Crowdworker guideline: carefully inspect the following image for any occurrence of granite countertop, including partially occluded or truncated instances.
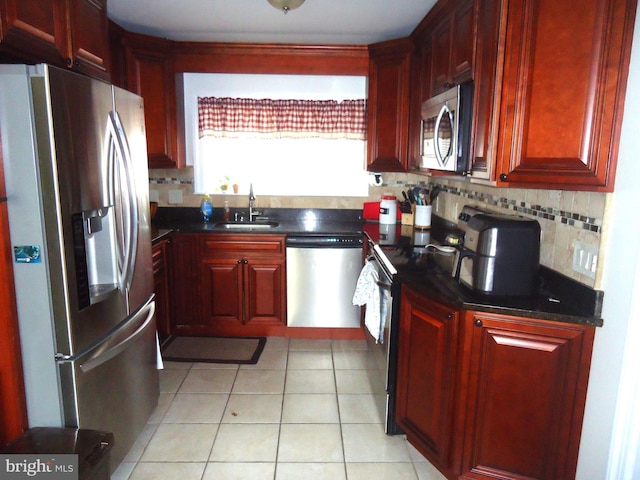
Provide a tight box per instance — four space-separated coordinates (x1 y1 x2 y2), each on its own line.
151 206 603 327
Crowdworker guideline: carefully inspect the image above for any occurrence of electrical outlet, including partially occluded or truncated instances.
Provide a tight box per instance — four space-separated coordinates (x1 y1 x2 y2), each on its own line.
572 241 598 279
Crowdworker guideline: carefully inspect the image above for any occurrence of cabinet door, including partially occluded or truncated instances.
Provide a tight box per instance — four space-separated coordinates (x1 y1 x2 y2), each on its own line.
152 239 171 342
469 0 504 180
460 312 595 480
396 287 460 470
201 258 244 327
367 38 413 172
170 234 200 332
495 0 635 191
0 0 67 65
67 0 109 80
245 258 285 327
429 14 453 96
125 43 178 168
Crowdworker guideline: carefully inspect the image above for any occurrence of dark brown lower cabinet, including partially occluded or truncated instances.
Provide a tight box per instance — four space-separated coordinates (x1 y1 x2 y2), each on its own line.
396 285 596 480
152 238 171 342
396 287 461 471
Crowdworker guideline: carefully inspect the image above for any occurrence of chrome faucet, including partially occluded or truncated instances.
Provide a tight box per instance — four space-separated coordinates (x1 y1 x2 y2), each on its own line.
248 183 261 221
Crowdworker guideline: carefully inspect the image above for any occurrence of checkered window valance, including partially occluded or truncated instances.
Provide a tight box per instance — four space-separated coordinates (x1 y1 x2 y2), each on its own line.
198 97 367 140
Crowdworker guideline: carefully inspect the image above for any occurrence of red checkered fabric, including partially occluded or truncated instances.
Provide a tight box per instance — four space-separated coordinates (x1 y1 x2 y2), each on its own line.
198 97 367 140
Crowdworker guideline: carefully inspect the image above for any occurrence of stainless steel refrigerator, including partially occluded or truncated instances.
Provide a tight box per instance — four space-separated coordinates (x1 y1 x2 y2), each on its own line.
0 64 160 469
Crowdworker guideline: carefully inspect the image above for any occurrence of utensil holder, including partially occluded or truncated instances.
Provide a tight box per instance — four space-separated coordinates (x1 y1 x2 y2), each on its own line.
415 205 432 229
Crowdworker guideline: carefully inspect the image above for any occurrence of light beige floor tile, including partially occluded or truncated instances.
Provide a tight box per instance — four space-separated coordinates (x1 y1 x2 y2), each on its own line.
190 362 240 370
162 393 228 423
203 462 276 480
111 461 136 480
123 423 157 462
129 462 206 480
282 394 340 423
289 338 332 351
158 368 189 393
162 361 192 369
209 424 280 462
287 350 334 370
333 350 369 369
277 424 344 462
141 424 218 462
342 424 412 462
222 394 283 423
147 392 174 423
276 462 347 480
413 461 448 480
232 369 286 394
335 370 375 394
338 394 384 423
407 442 429 463
346 462 418 480
264 336 289 351
240 349 288 370
178 368 237 393
331 339 368 351
284 369 336 394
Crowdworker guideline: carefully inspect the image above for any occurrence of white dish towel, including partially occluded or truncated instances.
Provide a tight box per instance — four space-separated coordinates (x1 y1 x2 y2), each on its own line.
352 259 384 343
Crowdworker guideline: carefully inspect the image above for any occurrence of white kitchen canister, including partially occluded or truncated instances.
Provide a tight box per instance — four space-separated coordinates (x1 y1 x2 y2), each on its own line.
379 194 397 225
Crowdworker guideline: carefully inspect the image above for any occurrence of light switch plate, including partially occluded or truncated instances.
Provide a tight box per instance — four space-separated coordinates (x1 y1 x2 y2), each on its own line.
572 241 598 279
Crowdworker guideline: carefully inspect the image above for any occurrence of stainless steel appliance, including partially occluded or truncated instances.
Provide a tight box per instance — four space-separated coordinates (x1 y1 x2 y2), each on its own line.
364 242 403 434
0 64 159 469
454 205 541 296
286 234 363 328
420 82 473 172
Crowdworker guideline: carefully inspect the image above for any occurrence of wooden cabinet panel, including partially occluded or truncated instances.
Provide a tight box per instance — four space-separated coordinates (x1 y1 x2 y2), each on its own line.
427 0 474 97
124 37 178 168
367 38 413 172
67 0 109 80
460 312 595 480
245 259 285 326
0 0 67 64
201 258 243 327
0 140 27 445
469 0 504 179
171 234 286 336
493 0 636 190
396 287 460 470
170 233 200 332
0 0 109 80
152 238 171 342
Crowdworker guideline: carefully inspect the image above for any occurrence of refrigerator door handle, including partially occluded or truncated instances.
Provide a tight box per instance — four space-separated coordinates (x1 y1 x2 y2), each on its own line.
105 111 139 296
56 295 156 372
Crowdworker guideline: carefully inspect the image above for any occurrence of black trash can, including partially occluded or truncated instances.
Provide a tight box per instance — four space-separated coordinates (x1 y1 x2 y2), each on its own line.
2 427 114 480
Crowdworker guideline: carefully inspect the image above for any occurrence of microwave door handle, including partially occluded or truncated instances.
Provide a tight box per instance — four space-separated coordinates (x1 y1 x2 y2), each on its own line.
434 105 448 167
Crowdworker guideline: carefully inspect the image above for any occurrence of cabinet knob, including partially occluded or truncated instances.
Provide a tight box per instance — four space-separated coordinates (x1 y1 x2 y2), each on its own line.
474 319 483 327
499 173 508 182
237 259 242 264
446 313 453 320
66 58 73 66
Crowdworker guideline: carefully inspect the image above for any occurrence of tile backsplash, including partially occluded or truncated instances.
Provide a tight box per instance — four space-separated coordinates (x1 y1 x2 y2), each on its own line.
150 169 607 289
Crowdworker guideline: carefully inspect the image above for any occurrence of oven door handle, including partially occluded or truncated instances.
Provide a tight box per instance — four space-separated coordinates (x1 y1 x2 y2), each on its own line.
376 280 392 291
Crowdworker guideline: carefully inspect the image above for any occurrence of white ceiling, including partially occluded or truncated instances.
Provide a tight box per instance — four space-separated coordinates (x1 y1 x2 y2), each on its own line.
107 0 437 45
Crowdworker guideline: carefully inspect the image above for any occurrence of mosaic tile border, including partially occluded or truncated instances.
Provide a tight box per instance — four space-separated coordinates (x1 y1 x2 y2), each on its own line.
150 177 193 185
387 180 602 234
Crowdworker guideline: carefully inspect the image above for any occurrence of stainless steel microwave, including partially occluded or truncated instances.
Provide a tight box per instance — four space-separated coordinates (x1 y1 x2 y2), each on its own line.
420 82 473 173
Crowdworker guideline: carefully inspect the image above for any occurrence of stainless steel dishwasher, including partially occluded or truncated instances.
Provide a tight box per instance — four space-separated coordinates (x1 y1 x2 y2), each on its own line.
286 234 363 328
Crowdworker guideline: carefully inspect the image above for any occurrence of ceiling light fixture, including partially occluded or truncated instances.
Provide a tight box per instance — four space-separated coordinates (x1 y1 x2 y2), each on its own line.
268 0 305 14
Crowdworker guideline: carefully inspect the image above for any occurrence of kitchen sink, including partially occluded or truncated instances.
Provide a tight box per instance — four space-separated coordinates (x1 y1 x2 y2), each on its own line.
213 220 279 229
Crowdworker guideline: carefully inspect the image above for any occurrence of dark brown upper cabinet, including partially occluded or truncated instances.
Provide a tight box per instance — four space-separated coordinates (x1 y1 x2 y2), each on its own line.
367 38 414 172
